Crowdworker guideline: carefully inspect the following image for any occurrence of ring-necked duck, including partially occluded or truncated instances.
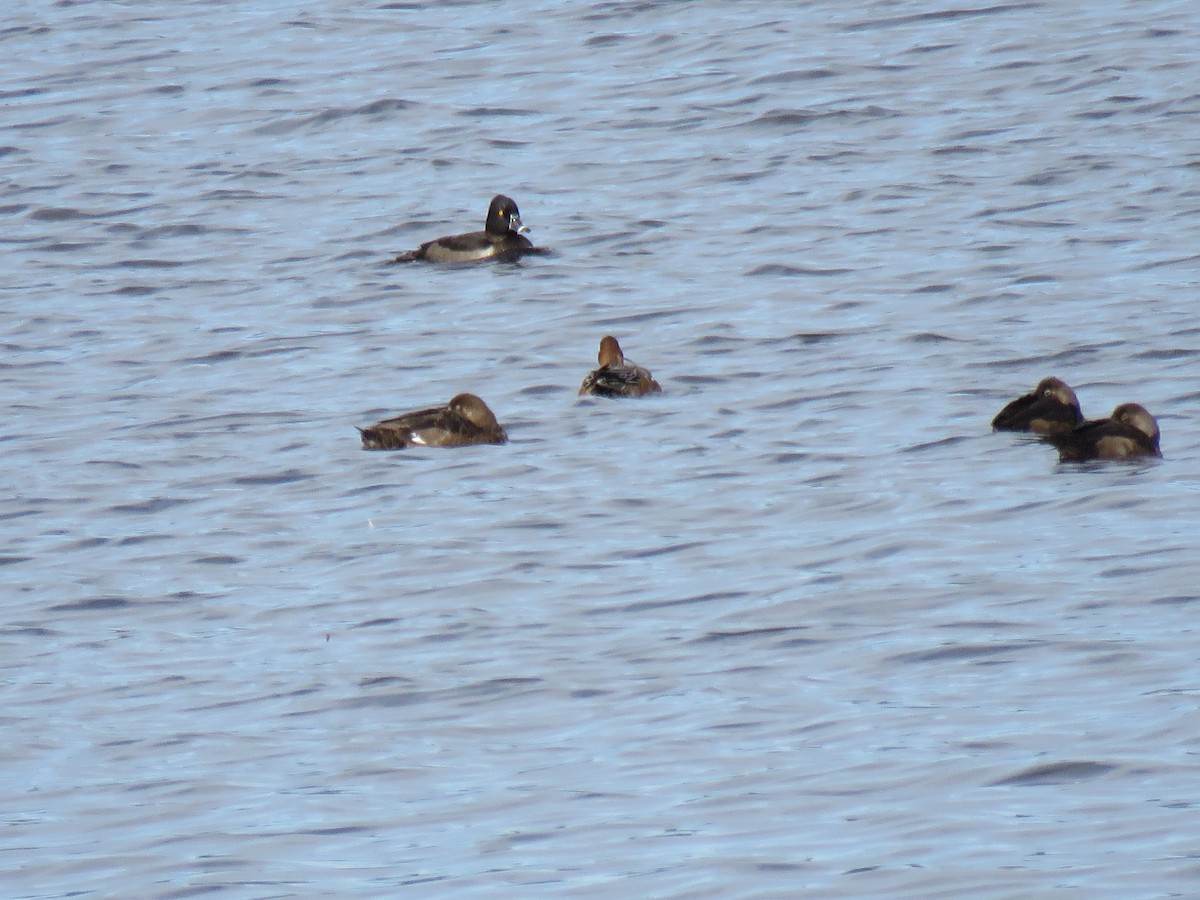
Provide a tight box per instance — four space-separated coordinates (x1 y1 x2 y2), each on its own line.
992 376 1083 436
578 336 662 398
1049 402 1161 462
393 194 534 263
358 393 508 449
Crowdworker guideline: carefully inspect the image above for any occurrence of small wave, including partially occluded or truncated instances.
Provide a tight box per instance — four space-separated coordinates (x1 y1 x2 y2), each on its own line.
744 263 853 277
991 760 1118 786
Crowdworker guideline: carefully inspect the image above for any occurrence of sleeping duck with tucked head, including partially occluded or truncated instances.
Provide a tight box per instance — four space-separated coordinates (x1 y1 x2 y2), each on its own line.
358 393 508 449
992 376 1084 436
393 194 535 263
1048 402 1161 462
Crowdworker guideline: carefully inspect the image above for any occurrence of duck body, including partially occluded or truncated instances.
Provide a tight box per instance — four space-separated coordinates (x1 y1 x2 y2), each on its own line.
358 393 508 449
578 336 662 399
1049 402 1161 462
992 376 1083 436
394 194 534 263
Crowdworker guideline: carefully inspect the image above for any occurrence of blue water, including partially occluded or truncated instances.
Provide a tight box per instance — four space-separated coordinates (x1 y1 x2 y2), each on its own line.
3 1 1200 896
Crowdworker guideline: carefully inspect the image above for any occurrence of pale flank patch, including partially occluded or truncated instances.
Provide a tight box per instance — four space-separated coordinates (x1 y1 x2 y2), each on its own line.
1096 436 1133 459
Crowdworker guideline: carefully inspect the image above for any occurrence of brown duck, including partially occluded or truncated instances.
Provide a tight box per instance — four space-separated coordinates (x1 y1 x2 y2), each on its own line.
578 336 662 399
1049 402 1161 462
358 393 508 450
992 376 1083 436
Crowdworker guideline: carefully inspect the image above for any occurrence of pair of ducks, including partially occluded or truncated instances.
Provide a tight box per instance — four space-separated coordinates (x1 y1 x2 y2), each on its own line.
358 336 660 450
993 377 1162 462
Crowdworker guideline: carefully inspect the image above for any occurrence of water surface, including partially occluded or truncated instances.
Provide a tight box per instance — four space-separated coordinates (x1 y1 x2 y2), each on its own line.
3 1 1200 896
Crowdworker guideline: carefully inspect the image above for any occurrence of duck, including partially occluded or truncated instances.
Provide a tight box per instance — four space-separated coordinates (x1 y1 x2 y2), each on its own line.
578 336 662 398
393 194 534 263
992 376 1083 436
1048 402 1161 462
358 393 508 449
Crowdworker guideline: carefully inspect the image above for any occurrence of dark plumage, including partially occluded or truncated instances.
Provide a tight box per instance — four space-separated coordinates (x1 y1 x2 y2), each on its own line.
578 336 662 399
393 194 534 263
992 376 1083 436
1049 402 1162 462
358 393 508 450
